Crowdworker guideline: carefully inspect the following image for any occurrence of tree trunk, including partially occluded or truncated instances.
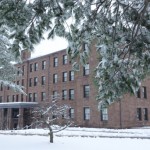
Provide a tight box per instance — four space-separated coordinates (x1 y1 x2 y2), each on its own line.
49 131 53 143
48 126 53 143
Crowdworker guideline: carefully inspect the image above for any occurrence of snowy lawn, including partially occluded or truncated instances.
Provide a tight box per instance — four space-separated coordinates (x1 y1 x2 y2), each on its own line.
0 134 150 150
1 127 150 138
1 127 150 150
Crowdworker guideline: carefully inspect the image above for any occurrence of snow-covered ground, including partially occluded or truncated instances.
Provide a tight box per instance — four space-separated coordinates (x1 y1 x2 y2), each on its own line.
1 127 150 138
0 134 150 150
0 127 150 150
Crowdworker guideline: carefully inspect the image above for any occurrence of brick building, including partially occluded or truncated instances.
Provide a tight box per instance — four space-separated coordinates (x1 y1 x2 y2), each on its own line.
0 47 150 129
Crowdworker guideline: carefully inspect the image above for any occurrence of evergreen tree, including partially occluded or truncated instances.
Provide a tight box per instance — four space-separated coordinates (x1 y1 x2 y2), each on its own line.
0 0 150 106
0 25 24 93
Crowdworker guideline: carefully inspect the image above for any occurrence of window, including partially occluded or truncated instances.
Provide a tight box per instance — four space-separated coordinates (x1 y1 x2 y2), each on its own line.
4 108 7 117
69 89 74 100
52 91 58 99
62 72 67 82
54 57 58 67
12 108 19 119
22 65 25 76
69 108 75 119
63 55 67 65
30 64 33 72
51 91 59 100
7 85 10 90
29 78 32 87
41 92 46 101
42 60 46 70
21 94 23 102
143 108 148 121
83 64 89 76
29 93 32 102
136 89 141 98
34 63 38 71
136 87 147 99
17 81 19 85
53 74 58 83
22 79 24 86
0 96 2 103
41 76 46 85
84 85 90 98
0 84 3 91
62 90 67 100
83 43 88 52
137 108 142 121
69 71 74 81
101 108 108 121
12 95 15 102
62 112 65 119
16 95 19 102
17 67 20 75
84 107 90 120
34 77 38 86
142 86 147 99
33 93 37 102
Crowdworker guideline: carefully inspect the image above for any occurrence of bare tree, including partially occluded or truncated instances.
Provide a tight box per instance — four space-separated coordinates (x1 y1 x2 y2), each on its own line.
32 93 72 143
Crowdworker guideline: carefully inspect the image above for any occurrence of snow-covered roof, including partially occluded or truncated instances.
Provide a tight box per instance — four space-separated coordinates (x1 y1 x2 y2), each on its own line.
0 102 38 108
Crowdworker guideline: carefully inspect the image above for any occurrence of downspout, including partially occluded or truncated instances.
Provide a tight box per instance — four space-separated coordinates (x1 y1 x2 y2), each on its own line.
3 85 6 129
119 100 123 129
48 55 50 102
26 60 29 102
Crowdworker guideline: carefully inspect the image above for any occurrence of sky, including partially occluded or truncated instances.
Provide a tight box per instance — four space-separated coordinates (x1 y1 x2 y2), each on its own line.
31 36 68 58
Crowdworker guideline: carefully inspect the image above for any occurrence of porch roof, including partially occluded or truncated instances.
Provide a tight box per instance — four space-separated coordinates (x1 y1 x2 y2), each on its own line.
0 102 39 108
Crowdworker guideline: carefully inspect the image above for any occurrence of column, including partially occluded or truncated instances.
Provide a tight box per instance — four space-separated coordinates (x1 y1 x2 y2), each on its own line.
0 109 4 129
7 108 12 129
18 108 24 129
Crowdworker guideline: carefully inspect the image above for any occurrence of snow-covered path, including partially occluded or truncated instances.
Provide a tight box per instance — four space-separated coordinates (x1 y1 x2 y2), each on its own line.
1 127 150 138
0 134 150 150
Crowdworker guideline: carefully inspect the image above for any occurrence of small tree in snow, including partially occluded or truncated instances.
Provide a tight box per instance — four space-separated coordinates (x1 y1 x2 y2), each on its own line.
32 93 72 143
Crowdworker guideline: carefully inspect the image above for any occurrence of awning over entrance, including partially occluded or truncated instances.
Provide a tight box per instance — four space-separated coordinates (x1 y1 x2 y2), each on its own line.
0 102 39 108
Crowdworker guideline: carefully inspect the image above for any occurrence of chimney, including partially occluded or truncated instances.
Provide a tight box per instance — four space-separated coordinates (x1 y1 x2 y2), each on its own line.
21 49 31 61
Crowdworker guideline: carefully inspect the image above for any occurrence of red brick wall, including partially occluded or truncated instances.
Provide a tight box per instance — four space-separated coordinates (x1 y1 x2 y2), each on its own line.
0 47 150 129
